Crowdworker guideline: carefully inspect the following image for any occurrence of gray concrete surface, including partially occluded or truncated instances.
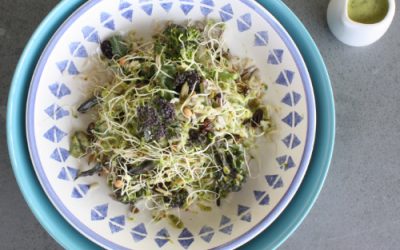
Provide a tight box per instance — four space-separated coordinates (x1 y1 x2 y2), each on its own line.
0 0 399 249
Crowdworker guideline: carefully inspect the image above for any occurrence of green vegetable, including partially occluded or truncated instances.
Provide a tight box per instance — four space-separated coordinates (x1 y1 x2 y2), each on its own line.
71 21 272 214
168 214 184 229
109 35 128 59
70 131 91 158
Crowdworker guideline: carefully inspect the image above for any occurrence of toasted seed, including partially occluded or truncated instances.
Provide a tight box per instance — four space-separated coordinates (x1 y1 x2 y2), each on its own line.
183 107 192 118
114 179 124 189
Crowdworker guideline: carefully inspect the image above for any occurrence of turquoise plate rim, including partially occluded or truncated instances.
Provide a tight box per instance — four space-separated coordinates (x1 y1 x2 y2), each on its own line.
7 0 335 249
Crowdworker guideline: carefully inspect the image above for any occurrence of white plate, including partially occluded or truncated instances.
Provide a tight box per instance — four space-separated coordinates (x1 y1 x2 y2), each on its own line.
26 0 315 249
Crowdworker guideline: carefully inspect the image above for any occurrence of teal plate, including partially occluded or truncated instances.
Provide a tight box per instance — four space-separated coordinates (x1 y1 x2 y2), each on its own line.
7 0 335 249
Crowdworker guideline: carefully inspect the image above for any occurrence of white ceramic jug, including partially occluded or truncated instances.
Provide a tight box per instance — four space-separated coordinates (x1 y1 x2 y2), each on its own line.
327 0 395 46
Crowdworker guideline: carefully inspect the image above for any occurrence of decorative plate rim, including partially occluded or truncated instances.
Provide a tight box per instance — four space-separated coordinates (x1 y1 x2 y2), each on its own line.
24 0 316 249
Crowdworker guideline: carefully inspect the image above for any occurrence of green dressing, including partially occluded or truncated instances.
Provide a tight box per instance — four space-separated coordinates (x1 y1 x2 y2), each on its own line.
348 0 389 24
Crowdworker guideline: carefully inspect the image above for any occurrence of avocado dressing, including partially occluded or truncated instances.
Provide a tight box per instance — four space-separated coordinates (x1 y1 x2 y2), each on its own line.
348 0 389 24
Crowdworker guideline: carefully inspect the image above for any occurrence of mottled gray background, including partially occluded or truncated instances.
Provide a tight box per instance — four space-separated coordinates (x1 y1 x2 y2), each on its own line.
1 0 399 249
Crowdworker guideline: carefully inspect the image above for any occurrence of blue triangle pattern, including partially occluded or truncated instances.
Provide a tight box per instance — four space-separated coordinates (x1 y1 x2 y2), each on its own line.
200 232 214 243
69 42 80 55
241 212 252 222
219 224 233 235
267 49 284 64
293 91 301 105
200 7 213 16
155 228 170 247
109 222 124 233
160 2 173 12
221 4 233 14
282 112 293 127
178 239 194 249
268 49 284 64
56 60 68 73
57 83 70 98
220 12 233 22
219 215 231 226
274 49 284 62
91 204 108 220
286 156 296 170
291 134 301 149
237 204 250 216
285 70 294 83
276 72 288 86
68 61 79 75
155 238 169 247
57 168 68 181
50 148 62 162
219 4 233 22
104 20 115 30
267 53 278 64
254 31 268 46
82 26 95 39
179 228 193 238
253 190 265 201
282 134 292 148
237 13 252 32
110 215 125 226
71 187 82 198
277 155 296 170
100 12 111 22
199 225 213 235
60 148 69 161
132 223 147 235
78 184 90 195
121 10 133 21
44 104 69 120
156 228 170 238
266 174 278 187
43 126 67 143
67 166 78 179
131 232 146 242
276 155 287 165
180 4 194 15
201 0 214 6
141 4 153 16
75 45 88 58
273 177 283 189
50 148 69 162
49 82 71 99
294 112 303 127
281 93 292 106
88 32 100 43
259 194 270 205
119 0 131 10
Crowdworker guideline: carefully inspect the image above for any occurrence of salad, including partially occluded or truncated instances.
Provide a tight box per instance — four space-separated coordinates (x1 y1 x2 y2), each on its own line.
70 20 272 213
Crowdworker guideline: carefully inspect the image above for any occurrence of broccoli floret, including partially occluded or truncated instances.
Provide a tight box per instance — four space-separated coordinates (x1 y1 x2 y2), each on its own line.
156 24 201 59
174 70 202 94
136 97 176 141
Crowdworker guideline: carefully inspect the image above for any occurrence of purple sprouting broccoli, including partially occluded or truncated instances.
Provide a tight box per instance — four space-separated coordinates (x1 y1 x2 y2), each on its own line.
136 97 176 141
